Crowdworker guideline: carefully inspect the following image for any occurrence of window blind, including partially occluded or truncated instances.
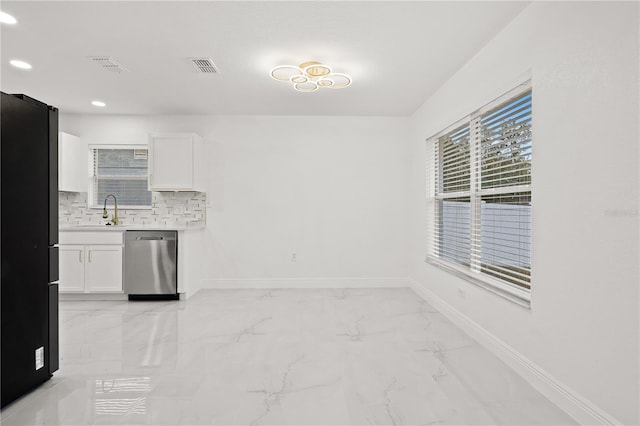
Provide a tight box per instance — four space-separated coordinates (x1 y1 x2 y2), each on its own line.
478 92 532 189
436 197 471 267
478 191 531 288
90 148 151 208
433 123 472 267
476 91 532 289
440 124 470 194
428 85 532 293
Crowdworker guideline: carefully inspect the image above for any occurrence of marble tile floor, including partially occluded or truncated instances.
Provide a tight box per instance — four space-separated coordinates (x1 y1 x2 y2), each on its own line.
0 288 576 426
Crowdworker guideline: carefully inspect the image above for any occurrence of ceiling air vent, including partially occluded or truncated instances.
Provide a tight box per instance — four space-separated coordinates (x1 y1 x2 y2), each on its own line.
190 57 218 74
90 56 128 73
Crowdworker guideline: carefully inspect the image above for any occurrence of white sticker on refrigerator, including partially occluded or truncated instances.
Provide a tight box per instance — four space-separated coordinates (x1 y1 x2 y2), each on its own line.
35 346 44 370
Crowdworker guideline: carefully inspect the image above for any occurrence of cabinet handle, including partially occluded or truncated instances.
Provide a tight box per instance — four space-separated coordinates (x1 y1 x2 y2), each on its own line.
150 173 153 185
88 250 92 263
79 250 83 263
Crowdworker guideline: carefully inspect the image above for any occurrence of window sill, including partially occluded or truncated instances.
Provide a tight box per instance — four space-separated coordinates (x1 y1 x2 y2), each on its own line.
424 256 531 309
88 205 152 211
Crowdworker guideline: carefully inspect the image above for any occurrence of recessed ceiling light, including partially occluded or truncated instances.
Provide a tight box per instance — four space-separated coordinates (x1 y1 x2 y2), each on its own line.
10 60 31 69
0 11 17 25
91 101 106 107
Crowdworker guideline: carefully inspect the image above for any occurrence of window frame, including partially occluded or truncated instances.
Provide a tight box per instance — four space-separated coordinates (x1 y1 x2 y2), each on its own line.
425 82 532 307
88 144 152 210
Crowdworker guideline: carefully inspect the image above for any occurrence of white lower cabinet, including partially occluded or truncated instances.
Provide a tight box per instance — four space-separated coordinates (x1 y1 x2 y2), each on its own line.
59 246 85 292
59 232 123 293
85 245 123 292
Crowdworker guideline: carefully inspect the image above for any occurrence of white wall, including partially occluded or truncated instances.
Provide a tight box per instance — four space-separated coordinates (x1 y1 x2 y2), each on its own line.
60 114 410 288
408 2 639 424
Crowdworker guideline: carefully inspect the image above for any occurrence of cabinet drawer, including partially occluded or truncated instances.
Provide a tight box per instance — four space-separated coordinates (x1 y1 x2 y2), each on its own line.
59 231 123 245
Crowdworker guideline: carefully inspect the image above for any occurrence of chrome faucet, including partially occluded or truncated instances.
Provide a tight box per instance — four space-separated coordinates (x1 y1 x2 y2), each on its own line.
102 194 119 225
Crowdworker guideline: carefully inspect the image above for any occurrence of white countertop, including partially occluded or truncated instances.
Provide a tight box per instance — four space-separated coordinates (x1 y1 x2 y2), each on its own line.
59 223 206 232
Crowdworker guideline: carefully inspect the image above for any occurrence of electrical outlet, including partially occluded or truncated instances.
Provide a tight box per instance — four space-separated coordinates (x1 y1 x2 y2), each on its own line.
291 253 297 262
35 346 44 370
458 288 466 299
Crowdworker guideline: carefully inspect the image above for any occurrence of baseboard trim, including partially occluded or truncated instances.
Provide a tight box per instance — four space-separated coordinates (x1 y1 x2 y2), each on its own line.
409 279 622 426
202 277 410 289
59 293 191 301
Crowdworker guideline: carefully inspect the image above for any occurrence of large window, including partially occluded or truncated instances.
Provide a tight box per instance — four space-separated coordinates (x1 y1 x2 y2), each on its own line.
427 84 532 300
89 146 152 208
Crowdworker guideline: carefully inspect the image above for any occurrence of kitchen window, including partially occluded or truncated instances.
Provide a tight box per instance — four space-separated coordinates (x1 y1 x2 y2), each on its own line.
426 83 532 304
89 146 152 209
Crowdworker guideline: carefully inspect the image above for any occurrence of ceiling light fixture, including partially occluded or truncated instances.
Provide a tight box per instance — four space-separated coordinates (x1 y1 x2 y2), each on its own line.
10 60 31 69
270 61 352 93
91 100 106 107
0 11 17 25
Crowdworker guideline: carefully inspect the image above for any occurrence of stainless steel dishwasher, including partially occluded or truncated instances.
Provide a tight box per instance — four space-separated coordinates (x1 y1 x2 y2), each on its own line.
124 230 178 300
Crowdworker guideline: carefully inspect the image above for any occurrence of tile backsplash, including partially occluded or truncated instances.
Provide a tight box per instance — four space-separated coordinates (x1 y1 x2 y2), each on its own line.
59 192 206 227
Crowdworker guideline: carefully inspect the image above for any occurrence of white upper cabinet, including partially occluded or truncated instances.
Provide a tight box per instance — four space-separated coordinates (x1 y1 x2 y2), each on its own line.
58 132 88 192
148 133 205 192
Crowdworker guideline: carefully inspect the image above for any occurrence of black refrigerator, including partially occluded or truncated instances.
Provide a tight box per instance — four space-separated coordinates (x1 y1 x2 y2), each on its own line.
1 92 59 407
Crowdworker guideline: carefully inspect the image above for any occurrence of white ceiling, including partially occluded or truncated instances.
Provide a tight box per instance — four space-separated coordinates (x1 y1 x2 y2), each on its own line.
0 1 528 116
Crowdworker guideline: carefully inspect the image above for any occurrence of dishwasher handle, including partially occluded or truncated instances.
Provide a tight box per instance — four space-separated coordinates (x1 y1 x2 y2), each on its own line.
125 230 178 242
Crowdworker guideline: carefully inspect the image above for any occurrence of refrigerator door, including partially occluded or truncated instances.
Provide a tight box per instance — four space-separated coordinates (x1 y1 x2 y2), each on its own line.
48 107 59 246
47 283 60 375
1 93 58 407
49 247 59 283
48 283 59 375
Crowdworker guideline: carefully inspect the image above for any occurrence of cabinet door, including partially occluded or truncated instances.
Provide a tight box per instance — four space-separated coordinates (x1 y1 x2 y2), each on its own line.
85 245 123 293
58 132 88 192
59 246 85 292
149 134 193 190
